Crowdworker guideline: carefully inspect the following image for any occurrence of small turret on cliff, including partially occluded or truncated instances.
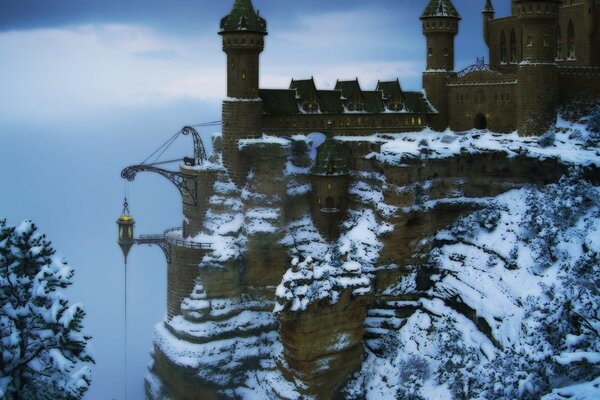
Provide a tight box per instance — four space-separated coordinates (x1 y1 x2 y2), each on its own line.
309 123 351 241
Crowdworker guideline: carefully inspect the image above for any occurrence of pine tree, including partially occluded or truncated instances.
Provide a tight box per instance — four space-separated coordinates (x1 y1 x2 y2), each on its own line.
0 220 93 400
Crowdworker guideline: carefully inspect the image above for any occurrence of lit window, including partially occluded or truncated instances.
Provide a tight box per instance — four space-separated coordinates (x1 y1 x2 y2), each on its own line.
327 183 332 190
241 70 246 80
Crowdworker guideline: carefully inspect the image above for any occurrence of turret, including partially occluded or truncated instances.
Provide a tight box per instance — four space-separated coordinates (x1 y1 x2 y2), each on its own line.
219 0 267 184
421 0 461 131
514 0 560 136
309 121 350 241
483 0 495 47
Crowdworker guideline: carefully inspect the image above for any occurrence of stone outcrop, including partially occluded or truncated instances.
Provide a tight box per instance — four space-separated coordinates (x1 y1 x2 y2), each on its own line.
145 127 599 399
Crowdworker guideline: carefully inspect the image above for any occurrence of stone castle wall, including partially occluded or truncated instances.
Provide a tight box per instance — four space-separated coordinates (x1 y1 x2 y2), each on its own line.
262 113 426 136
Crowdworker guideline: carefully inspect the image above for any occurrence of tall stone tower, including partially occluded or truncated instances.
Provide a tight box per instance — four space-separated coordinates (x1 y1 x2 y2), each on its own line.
219 0 267 184
421 0 461 131
483 0 495 48
515 0 560 136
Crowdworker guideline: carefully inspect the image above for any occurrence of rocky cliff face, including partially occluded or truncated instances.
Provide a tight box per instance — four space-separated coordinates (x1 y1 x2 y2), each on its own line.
145 123 599 399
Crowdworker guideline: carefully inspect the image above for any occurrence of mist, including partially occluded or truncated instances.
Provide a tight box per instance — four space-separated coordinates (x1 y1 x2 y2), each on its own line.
0 100 219 399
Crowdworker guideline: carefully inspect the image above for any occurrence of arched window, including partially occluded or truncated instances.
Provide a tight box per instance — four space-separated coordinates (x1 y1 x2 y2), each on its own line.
510 30 517 63
500 32 507 64
567 20 575 59
556 25 563 60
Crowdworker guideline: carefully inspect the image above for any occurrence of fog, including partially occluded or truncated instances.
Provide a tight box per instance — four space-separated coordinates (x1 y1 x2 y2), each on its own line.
0 100 219 399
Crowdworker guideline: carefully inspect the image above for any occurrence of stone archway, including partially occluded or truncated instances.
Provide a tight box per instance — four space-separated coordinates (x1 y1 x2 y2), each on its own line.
474 113 487 130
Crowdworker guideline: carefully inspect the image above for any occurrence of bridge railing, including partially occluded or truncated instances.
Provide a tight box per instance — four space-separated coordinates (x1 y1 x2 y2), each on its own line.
164 227 212 250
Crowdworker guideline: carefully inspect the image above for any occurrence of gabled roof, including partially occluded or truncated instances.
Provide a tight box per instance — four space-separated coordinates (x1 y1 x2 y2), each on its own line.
259 89 299 115
290 78 318 100
317 90 344 114
220 0 267 34
403 92 436 114
421 0 461 19
376 79 403 99
335 79 363 100
362 91 386 113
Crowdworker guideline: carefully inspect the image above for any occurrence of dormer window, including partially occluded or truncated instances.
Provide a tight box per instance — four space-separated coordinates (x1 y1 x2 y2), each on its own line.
302 101 319 113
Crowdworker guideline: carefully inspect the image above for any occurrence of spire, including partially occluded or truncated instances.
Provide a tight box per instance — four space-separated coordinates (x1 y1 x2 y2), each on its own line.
421 0 461 19
220 0 267 34
483 0 495 13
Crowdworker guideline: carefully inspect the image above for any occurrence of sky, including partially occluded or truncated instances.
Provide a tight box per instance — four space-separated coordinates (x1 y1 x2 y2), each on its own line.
0 1 511 399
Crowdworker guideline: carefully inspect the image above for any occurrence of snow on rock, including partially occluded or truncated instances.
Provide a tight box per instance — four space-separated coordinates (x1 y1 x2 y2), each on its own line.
542 376 600 400
344 171 600 399
349 119 600 167
275 209 389 314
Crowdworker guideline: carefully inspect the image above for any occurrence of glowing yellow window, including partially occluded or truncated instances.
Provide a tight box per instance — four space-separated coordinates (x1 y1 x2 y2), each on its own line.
328 183 332 190
418 117 422 125
411 117 415 125
241 70 246 79
317 197 321 204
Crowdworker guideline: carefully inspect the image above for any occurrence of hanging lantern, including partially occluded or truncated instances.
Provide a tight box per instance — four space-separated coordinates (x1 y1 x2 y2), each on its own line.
116 198 135 263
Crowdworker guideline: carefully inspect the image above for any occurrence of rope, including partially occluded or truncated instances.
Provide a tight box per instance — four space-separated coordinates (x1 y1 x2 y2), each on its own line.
148 132 181 165
141 130 182 165
190 120 221 127
124 260 128 400
139 120 220 166
148 158 184 166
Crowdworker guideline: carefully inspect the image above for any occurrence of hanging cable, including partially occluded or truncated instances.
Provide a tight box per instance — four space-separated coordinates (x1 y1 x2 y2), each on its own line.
141 130 182 165
138 120 220 166
124 259 128 400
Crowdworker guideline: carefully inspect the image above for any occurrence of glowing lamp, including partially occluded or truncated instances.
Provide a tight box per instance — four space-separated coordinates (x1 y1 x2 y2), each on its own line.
116 198 135 263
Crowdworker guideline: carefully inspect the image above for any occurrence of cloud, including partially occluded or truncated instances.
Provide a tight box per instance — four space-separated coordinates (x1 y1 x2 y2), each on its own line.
0 24 225 120
0 10 427 124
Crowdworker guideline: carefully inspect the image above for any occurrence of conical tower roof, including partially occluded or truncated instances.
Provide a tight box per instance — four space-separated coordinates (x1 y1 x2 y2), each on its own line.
421 0 461 19
310 127 350 177
483 0 495 13
220 0 267 34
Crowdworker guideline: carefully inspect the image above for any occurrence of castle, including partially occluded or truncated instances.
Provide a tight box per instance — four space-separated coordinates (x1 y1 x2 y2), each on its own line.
117 1 600 399
221 0 600 184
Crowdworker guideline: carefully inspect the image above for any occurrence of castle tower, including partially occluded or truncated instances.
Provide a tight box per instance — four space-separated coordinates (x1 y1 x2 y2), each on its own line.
309 123 351 242
515 0 560 136
219 0 267 185
421 0 461 131
483 0 495 48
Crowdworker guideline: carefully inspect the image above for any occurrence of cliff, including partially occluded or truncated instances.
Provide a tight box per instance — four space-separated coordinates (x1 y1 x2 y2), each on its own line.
145 116 599 400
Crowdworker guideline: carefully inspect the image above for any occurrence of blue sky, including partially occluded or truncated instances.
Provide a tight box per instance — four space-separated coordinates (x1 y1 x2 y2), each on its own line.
0 1 511 399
